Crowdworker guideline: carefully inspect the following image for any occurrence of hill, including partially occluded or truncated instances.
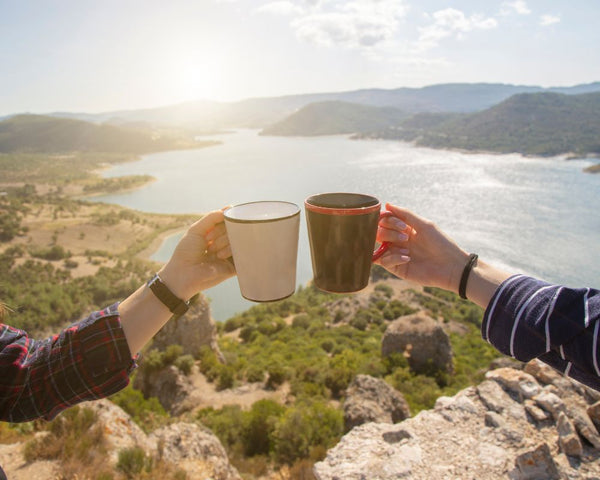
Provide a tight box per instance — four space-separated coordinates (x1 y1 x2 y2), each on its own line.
391 91 600 157
260 101 409 136
262 91 600 158
27 81 600 131
0 114 199 154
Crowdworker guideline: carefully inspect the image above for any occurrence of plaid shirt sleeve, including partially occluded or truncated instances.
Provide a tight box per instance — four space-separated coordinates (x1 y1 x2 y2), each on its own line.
0 303 137 422
483 274 600 391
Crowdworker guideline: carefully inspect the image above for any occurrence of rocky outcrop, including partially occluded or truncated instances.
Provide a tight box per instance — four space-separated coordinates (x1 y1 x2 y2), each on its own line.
153 293 224 361
149 423 242 480
133 365 193 415
343 374 410 432
88 399 241 479
314 360 600 480
381 312 454 375
87 399 154 464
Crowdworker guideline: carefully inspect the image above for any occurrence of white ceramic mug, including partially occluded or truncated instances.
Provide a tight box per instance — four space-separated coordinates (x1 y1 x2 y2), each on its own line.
224 201 300 302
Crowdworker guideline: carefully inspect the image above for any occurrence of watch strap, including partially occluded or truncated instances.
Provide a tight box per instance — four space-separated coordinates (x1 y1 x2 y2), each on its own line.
147 273 190 316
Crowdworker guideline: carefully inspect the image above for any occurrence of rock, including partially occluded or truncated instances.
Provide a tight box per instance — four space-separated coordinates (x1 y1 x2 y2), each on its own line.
149 422 242 480
477 380 526 421
477 379 515 413
524 399 550 423
570 407 600 449
87 399 154 465
524 360 574 392
485 411 505 428
313 423 422 480
317 366 600 480
557 412 583 457
133 365 193 414
588 401 600 431
153 294 223 360
381 312 453 375
533 390 567 420
514 443 560 480
343 375 410 432
489 356 524 371
485 368 541 400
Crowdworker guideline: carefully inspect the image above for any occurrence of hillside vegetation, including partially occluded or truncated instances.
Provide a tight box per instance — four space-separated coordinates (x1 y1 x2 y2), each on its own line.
262 92 600 159
0 114 205 153
260 101 408 136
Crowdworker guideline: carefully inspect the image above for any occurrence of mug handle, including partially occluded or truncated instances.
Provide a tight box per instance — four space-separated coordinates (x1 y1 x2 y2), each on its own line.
372 210 392 262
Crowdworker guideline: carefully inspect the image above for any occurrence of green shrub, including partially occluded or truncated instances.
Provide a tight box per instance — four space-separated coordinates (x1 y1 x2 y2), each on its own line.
109 386 168 433
273 401 343 464
245 364 265 383
117 447 152 477
175 354 195 375
266 364 288 389
374 283 394 298
243 399 286 456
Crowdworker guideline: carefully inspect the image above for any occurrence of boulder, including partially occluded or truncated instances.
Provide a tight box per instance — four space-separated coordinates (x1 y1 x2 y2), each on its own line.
153 293 224 361
343 374 410 432
381 312 453 375
557 412 583 457
133 365 193 414
149 422 242 480
87 399 153 465
316 367 600 480
514 443 560 480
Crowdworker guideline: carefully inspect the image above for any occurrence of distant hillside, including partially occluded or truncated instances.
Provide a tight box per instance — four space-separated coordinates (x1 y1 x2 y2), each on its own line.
260 101 409 136
381 91 600 157
0 114 198 154
36 82 600 131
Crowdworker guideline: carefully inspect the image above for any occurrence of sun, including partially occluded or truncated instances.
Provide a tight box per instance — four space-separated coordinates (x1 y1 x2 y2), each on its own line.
163 47 237 102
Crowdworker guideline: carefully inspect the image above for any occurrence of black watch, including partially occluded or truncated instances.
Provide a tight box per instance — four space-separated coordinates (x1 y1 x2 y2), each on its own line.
147 273 190 317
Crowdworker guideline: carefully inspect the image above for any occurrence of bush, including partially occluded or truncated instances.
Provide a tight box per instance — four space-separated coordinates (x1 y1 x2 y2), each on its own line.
175 354 195 375
266 364 288 389
117 447 152 477
243 399 286 456
374 283 394 298
245 364 265 383
109 386 168 433
217 365 236 390
273 401 343 464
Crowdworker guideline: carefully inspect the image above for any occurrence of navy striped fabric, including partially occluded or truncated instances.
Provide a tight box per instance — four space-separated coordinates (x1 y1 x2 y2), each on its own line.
483 275 600 390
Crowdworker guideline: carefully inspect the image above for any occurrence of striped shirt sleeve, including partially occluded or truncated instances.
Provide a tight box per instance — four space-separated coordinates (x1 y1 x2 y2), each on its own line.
0 304 137 422
482 275 600 391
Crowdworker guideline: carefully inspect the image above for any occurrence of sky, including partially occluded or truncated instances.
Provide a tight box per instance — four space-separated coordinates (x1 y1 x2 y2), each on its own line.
0 0 599 116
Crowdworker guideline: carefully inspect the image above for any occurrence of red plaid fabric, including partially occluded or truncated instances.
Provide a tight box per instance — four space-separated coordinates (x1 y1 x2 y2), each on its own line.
0 304 136 422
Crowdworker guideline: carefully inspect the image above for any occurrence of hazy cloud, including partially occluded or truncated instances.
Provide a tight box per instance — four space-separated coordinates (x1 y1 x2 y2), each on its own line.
257 1 304 16
540 14 561 26
416 8 498 51
500 1 532 16
290 0 409 48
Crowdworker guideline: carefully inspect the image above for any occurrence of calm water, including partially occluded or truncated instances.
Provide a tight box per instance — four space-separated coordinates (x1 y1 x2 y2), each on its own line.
91 130 600 321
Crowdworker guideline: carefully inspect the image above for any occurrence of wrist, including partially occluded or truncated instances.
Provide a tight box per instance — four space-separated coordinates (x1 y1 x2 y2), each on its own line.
158 264 196 302
464 260 513 309
447 250 471 295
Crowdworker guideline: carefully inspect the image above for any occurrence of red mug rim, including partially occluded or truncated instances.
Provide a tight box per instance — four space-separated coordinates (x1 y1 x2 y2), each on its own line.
304 193 381 216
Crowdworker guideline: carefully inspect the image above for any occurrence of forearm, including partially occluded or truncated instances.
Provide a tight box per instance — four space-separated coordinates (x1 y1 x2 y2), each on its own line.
0 307 135 422
482 275 600 389
464 259 513 309
118 265 189 356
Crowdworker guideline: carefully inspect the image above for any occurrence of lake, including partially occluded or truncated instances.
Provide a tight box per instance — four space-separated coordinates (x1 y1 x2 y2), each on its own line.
90 130 600 321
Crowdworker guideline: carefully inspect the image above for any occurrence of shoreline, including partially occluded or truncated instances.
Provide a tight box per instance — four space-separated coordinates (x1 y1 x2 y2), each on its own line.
136 227 185 262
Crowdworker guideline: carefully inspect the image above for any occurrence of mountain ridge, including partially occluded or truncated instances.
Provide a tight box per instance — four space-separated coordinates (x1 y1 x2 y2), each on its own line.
4 82 599 131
